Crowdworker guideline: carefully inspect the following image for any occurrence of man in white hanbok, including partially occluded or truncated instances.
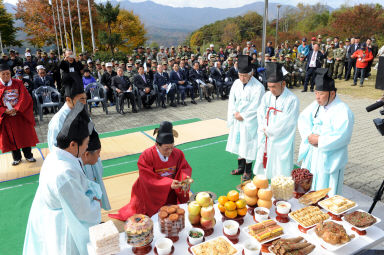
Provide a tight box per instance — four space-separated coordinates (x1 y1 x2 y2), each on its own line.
298 68 354 196
254 62 299 179
226 55 265 181
23 103 101 255
47 74 111 210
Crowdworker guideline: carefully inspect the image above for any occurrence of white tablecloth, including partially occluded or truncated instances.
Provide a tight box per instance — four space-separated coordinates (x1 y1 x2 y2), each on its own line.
88 198 384 255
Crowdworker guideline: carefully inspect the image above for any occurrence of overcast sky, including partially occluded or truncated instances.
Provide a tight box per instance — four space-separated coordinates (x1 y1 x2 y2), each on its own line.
4 0 382 8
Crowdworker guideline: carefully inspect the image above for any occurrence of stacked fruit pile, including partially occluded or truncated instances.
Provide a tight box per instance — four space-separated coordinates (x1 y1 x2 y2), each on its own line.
218 190 247 219
242 175 273 209
187 192 216 229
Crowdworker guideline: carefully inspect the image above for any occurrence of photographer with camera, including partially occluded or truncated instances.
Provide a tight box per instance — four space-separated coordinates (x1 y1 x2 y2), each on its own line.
59 50 84 78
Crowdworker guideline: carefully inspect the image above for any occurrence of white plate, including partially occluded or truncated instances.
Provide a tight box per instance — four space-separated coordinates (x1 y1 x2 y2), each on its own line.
318 196 358 216
342 209 382 231
190 236 238 255
288 211 329 229
242 225 285 244
306 220 358 252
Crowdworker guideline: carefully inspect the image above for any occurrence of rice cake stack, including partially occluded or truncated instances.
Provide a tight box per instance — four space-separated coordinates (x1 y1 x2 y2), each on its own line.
89 220 120 255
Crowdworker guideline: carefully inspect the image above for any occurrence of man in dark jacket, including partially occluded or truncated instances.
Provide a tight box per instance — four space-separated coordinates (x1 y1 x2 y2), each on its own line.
111 67 137 113
153 64 176 108
170 63 196 106
302 44 325 92
133 65 155 108
210 61 229 99
189 61 214 102
100 62 117 105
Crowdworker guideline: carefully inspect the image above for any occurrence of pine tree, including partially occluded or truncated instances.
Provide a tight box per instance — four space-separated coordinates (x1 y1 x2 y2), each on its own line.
0 0 20 47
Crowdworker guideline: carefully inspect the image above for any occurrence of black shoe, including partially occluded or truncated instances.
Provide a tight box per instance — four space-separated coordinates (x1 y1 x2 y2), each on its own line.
12 160 21 166
207 97 211 102
162 103 166 108
182 101 187 106
132 108 138 113
26 157 36 163
170 102 177 107
241 162 253 182
310 89 314 92
191 99 197 104
221 95 226 100
351 83 357 86
119 110 125 115
301 90 307 92
231 159 246 175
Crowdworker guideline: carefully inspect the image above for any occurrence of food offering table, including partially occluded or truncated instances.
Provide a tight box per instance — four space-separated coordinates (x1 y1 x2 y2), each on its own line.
88 199 384 255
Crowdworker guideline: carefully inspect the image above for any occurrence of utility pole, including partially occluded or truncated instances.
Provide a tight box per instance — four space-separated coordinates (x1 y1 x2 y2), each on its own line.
50 0 61 59
60 0 69 49
261 0 268 66
87 0 96 53
67 0 76 54
275 4 281 49
76 0 84 53
55 0 64 53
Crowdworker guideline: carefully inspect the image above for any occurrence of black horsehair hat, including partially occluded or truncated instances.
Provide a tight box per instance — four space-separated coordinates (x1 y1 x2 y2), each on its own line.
57 102 94 142
238 55 252 73
87 129 101 151
315 68 336 92
153 121 179 144
63 73 85 98
266 62 284 83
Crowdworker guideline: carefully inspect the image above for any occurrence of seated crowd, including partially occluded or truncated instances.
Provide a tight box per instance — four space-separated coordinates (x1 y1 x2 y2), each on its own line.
0 35 379 116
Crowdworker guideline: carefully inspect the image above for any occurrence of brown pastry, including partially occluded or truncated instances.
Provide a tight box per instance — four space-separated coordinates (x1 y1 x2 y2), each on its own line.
169 213 179 221
176 208 185 215
160 206 169 212
166 207 177 214
159 211 168 219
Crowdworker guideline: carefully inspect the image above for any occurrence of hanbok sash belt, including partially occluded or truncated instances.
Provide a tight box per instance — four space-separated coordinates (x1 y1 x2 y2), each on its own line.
263 107 282 168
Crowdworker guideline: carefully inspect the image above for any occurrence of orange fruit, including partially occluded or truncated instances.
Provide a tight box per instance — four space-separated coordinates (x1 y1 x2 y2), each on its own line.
218 204 226 213
227 190 239 202
224 201 236 211
237 207 247 216
218 196 228 205
225 209 238 219
235 199 246 209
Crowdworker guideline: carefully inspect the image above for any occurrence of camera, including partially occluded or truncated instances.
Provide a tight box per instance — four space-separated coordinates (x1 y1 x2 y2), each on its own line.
366 99 384 136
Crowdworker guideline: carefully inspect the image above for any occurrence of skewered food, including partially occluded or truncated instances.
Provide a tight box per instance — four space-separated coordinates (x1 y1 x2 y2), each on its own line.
270 237 316 255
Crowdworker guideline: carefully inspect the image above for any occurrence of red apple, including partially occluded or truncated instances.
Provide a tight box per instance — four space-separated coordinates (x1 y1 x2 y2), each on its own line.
200 205 215 220
188 201 201 216
196 192 211 207
200 217 216 229
188 214 201 225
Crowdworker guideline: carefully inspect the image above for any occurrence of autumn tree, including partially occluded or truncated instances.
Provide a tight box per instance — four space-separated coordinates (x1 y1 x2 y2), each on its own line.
222 23 240 44
0 0 21 47
16 0 101 51
111 9 146 53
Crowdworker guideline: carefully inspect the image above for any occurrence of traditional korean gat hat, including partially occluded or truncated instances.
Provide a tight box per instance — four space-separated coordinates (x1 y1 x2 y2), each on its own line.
153 121 178 144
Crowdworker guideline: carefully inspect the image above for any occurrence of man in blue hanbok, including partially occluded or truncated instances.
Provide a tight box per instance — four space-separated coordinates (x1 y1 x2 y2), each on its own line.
23 103 101 255
47 74 110 210
254 62 299 179
298 68 354 196
226 55 265 181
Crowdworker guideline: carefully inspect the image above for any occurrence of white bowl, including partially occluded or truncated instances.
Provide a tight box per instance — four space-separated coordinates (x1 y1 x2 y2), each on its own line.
254 207 270 222
188 228 205 245
243 238 261 255
155 238 173 255
223 220 239 236
276 201 291 214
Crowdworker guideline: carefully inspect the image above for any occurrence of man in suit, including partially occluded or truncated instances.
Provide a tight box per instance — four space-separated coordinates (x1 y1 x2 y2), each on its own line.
33 65 55 90
153 64 176 108
189 61 214 102
227 60 239 82
302 44 325 92
343 38 352 79
170 63 196 106
111 67 137 114
134 65 155 109
210 61 229 100
345 37 360 81
100 63 117 105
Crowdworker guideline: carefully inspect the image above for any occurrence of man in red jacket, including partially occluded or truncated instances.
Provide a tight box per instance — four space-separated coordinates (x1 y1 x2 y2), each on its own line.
0 63 39 165
351 43 373 87
109 121 193 220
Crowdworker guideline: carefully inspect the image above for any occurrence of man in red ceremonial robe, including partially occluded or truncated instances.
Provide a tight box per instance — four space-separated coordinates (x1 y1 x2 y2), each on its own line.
109 121 192 220
0 64 39 165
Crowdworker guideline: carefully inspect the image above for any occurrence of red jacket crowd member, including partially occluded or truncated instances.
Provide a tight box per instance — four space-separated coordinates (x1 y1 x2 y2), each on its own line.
351 43 373 87
0 63 39 165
